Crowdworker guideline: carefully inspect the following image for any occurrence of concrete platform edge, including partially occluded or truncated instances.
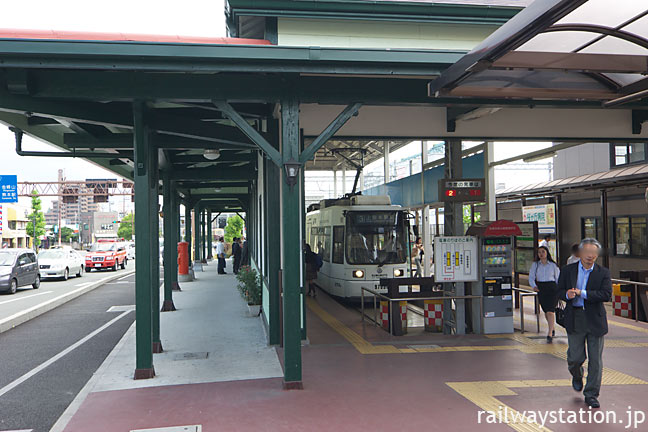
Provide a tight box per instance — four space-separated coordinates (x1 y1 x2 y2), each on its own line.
0 269 135 335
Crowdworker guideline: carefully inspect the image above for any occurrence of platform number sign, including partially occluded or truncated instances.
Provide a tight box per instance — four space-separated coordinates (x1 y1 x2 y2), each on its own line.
0 175 18 203
438 178 485 203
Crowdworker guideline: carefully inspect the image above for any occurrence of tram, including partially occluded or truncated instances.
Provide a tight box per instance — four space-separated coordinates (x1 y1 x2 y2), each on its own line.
306 195 410 299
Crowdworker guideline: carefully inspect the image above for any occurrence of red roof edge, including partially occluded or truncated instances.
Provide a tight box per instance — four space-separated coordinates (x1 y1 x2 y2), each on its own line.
0 29 271 45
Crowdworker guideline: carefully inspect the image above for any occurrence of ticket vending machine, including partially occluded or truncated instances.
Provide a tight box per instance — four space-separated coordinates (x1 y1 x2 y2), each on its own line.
466 220 522 334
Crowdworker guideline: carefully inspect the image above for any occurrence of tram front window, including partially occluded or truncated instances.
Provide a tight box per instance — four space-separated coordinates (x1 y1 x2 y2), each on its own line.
346 212 407 265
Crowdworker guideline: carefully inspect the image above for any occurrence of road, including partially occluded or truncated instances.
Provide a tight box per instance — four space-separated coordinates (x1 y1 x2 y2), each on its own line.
0 271 137 432
0 260 134 328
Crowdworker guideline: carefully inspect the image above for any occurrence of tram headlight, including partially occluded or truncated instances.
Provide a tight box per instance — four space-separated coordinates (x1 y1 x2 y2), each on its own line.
353 270 365 279
393 269 404 277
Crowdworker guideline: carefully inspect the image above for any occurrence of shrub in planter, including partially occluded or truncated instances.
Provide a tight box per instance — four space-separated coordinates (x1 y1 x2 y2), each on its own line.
235 265 261 305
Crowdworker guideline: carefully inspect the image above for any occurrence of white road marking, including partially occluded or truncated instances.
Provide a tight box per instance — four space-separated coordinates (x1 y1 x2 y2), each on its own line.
107 281 131 284
117 273 134 281
1 429 34 432
0 291 53 306
0 310 133 398
74 282 93 288
106 305 135 312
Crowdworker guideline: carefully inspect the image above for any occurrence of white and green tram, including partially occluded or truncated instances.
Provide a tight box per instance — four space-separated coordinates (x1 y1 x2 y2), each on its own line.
305 195 410 299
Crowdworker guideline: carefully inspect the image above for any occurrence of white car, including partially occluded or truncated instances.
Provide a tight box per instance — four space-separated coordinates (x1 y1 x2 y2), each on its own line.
38 249 84 280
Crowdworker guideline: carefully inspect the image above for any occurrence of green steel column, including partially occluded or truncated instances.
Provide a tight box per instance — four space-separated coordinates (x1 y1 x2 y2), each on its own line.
207 210 213 260
281 96 303 389
267 120 281 345
150 144 162 354
162 172 176 311
171 186 181 291
201 210 207 263
133 101 155 379
184 200 192 267
194 203 201 263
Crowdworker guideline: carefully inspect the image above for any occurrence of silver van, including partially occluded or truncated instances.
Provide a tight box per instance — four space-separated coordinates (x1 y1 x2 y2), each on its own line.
0 248 41 294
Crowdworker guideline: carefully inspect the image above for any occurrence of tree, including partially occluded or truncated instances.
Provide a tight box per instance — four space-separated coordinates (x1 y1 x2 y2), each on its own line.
224 215 244 243
463 204 481 225
118 213 134 240
60 227 78 243
26 190 46 248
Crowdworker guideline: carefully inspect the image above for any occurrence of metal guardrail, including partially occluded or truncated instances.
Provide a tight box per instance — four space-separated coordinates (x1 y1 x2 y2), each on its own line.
611 278 648 322
360 286 484 335
512 286 540 334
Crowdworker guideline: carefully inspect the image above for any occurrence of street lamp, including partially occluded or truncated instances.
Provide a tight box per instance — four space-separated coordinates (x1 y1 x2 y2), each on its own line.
284 159 301 187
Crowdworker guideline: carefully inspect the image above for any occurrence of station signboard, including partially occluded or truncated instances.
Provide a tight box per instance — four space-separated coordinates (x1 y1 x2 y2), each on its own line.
0 175 18 203
438 178 485 202
434 236 479 282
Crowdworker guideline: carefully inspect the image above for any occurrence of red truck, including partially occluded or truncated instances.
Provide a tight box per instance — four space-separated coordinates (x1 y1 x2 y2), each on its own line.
85 239 128 272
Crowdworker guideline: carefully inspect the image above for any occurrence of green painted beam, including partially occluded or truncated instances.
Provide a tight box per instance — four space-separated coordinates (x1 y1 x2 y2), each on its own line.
171 153 255 164
150 141 162 353
266 119 281 345
133 100 155 379
170 167 255 181
162 172 177 311
299 102 362 164
0 110 133 180
228 0 523 24
0 42 461 75
213 100 282 167
280 96 302 387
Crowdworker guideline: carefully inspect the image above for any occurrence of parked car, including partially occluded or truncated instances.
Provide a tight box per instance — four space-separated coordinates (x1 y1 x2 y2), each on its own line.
0 248 40 294
85 239 128 272
38 248 84 280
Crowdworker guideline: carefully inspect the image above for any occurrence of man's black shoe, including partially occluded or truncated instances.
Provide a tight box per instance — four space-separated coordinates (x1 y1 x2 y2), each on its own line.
572 376 583 392
585 396 600 408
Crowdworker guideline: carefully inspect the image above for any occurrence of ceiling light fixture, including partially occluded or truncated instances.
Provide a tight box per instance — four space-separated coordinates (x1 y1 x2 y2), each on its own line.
204 149 221 160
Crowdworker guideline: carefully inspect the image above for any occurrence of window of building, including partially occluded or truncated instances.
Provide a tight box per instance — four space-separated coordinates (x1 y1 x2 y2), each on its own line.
613 216 648 257
332 226 344 264
581 217 602 242
610 144 647 167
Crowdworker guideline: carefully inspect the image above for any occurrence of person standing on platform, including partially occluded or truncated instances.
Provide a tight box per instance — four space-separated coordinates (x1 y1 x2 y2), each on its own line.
567 243 580 265
216 236 226 274
412 236 424 277
529 246 561 342
240 237 249 266
539 234 551 248
305 244 319 297
232 237 242 274
558 238 610 409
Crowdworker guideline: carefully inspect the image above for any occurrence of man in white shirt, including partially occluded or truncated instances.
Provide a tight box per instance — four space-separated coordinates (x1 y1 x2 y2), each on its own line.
215 237 226 274
539 235 551 248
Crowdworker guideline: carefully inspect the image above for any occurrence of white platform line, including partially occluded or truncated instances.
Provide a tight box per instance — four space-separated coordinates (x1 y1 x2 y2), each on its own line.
0 429 34 432
74 282 93 288
0 310 133 398
0 291 53 306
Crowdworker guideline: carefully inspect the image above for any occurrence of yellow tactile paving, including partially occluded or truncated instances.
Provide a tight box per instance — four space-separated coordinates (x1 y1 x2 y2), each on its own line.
609 319 648 334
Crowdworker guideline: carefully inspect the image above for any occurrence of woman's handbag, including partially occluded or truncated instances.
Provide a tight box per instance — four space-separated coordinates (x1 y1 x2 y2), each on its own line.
555 299 567 328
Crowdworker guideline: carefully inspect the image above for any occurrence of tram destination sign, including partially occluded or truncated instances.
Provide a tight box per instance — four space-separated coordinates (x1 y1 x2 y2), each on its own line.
438 178 485 203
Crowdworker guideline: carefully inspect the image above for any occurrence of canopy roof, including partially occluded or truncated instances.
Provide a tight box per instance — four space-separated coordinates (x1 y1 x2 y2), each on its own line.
428 0 648 106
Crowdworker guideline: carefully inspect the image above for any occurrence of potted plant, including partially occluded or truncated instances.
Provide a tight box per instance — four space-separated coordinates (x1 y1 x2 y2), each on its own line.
235 265 262 316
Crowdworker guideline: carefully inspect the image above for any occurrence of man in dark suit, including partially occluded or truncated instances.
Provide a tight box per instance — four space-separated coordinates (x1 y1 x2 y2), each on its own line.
557 238 611 409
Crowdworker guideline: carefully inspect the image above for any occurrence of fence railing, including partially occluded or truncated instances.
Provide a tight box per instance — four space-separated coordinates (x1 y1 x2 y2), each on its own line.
360 286 484 335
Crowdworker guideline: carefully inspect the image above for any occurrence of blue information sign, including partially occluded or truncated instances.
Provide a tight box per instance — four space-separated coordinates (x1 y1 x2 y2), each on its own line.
0 175 18 203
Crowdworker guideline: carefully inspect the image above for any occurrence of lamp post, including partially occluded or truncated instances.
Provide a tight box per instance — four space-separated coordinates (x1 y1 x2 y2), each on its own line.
284 159 301 188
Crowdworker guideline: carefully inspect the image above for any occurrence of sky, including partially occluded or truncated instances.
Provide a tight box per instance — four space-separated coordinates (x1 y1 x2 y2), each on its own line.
0 0 227 209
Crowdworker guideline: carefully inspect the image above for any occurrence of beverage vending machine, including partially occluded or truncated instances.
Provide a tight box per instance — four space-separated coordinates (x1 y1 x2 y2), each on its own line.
466 220 522 334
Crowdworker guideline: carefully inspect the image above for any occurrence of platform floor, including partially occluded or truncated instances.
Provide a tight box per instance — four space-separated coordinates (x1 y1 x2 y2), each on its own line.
60 268 648 432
